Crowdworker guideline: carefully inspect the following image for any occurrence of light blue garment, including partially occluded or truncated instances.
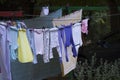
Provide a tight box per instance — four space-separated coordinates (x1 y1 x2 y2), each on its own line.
0 25 12 80
27 29 38 64
8 26 18 61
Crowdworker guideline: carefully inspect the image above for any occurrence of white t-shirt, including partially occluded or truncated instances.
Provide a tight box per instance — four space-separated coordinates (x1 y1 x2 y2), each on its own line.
49 28 59 59
72 23 83 46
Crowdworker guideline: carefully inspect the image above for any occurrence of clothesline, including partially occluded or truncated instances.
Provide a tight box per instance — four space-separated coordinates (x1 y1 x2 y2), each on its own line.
23 13 120 18
23 14 57 17
23 18 82 21
90 13 120 18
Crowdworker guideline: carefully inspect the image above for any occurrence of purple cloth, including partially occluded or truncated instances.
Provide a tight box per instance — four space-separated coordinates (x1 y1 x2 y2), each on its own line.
0 25 12 80
64 25 77 58
58 25 77 62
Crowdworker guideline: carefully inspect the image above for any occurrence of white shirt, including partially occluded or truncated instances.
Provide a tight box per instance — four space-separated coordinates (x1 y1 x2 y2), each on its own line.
49 28 59 59
72 23 83 47
34 29 44 55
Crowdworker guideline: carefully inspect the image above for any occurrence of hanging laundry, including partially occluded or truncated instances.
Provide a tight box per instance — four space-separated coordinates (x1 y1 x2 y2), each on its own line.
49 27 60 59
64 25 77 61
52 9 82 27
40 6 49 16
81 18 89 34
27 29 38 64
7 26 18 61
72 23 83 46
58 24 81 76
0 13 85 79
59 36 78 77
61 45 78 76
43 29 50 63
34 29 44 55
0 24 12 80
17 28 33 63
58 27 65 62
58 25 77 62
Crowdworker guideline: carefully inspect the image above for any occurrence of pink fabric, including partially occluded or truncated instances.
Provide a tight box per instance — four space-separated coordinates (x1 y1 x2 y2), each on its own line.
81 19 89 34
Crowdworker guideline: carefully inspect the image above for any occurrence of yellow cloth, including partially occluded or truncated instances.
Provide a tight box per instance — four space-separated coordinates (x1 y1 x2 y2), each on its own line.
52 9 82 27
18 29 33 63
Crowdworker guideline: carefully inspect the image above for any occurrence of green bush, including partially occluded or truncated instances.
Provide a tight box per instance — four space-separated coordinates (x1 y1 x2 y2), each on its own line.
74 55 120 80
85 11 111 42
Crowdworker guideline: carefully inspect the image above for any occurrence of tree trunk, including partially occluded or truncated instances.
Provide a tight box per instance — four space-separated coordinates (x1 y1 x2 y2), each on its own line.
107 0 120 32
